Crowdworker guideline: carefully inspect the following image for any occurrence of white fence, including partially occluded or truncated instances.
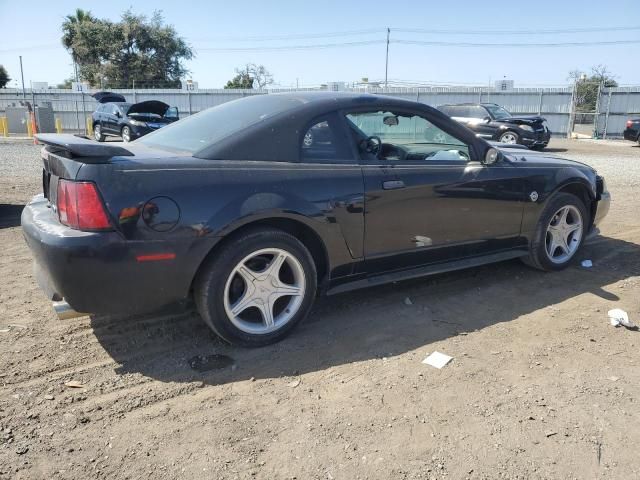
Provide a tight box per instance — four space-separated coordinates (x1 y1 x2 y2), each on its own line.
2 85 635 138
596 87 640 138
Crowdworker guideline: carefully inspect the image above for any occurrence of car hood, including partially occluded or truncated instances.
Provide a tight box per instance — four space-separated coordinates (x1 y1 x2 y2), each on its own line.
127 100 170 117
92 91 127 103
504 149 593 171
497 115 546 125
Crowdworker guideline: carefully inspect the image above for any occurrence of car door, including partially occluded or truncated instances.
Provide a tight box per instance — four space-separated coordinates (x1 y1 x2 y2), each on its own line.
104 104 120 134
470 105 496 140
344 107 527 275
298 112 365 276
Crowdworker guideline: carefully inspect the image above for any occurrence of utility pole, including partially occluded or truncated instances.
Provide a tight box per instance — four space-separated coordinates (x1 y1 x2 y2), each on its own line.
19 56 26 99
384 28 390 89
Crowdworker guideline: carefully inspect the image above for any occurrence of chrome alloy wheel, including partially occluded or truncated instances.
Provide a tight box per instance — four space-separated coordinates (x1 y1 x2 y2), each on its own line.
499 131 518 144
545 205 583 264
122 126 131 142
223 248 306 335
303 131 313 147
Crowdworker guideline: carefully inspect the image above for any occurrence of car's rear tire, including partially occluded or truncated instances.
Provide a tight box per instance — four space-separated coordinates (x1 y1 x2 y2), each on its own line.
522 192 589 271
499 131 520 144
94 124 105 142
121 126 132 143
194 228 318 347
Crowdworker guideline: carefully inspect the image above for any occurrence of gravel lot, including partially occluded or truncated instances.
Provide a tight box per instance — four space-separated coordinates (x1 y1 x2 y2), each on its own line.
0 138 639 480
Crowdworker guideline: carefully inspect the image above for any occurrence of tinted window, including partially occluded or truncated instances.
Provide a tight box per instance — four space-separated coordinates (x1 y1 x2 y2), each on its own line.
300 115 353 163
138 95 304 154
469 106 487 118
484 104 512 120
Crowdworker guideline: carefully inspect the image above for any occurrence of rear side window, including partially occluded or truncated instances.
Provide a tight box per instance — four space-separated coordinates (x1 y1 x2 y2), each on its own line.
300 114 354 163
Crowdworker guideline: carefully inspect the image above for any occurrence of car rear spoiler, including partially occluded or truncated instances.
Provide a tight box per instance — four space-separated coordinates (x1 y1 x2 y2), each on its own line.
35 134 134 161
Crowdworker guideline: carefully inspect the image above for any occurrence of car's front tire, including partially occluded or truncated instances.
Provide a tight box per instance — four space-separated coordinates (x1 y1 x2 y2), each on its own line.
121 126 132 143
523 192 589 271
194 228 318 347
499 131 520 144
94 123 105 142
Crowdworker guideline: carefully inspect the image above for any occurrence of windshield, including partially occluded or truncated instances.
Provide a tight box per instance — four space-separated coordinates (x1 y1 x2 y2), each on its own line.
484 105 512 120
137 95 302 153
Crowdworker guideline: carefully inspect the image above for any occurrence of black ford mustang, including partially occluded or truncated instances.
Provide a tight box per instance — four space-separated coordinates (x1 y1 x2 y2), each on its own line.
22 93 610 346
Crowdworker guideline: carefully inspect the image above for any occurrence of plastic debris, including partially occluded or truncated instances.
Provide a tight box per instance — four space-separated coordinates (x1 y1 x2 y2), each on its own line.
422 351 453 369
404 297 413 306
581 260 593 268
287 379 301 388
64 381 85 389
608 309 636 328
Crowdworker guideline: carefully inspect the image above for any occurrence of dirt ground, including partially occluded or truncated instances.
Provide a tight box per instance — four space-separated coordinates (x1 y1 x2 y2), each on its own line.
1 138 639 480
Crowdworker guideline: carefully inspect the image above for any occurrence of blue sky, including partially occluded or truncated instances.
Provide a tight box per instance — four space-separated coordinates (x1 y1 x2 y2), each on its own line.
0 0 638 88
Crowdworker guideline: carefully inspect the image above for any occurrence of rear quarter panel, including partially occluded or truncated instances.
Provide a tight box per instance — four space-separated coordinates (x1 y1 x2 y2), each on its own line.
77 157 365 290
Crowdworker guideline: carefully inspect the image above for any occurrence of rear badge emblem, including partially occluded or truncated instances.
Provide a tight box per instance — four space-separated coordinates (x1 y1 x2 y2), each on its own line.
529 191 539 202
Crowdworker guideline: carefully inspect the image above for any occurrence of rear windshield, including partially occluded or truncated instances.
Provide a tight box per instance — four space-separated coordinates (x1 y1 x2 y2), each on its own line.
137 95 303 154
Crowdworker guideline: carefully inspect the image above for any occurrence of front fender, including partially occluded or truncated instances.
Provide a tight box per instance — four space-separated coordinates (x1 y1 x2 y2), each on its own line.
521 167 596 237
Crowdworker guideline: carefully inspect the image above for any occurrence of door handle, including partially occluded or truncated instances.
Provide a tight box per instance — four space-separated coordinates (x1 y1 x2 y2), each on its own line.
382 180 405 190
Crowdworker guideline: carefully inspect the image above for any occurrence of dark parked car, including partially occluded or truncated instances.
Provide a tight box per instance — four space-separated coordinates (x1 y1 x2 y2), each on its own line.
623 118 640 144
91 92 179 143
437 103 551 150
23 93 610 346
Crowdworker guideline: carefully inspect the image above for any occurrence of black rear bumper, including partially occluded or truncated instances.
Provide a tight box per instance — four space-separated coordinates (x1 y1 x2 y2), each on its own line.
21 195 200 315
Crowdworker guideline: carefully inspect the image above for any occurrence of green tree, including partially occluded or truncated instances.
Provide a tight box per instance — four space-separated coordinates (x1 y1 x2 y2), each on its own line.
224 64 274 89
56 78 73 89
569 65 618 112
0 65 10 88
61 9 193 88
224 72 254 89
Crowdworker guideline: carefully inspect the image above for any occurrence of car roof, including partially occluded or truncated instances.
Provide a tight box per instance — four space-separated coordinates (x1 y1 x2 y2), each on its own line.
193 92 480 162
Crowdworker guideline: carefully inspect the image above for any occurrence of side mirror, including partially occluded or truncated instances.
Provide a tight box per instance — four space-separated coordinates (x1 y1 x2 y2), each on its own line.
483 115 491 123
115 111 122 118
484 147 500 165
165 106 179 120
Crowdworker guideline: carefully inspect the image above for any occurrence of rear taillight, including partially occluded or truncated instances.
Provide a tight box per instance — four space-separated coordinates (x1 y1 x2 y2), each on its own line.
57 180 111 230
627 120 634 128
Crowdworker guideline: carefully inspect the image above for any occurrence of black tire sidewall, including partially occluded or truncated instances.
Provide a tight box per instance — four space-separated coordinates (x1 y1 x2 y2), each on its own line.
531 193 589 271
195 229 317 347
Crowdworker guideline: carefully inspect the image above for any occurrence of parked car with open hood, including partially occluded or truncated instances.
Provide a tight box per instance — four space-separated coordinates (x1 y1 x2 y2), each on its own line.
91 92 179 142
623 118 640 144
437 103 551 150
22 93 609 346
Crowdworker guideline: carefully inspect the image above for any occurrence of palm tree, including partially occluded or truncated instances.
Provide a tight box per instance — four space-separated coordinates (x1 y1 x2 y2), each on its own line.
61 9 96 59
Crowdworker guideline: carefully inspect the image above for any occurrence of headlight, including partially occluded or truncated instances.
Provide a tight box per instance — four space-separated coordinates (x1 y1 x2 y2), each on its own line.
128 119 146 127
519 125 534 132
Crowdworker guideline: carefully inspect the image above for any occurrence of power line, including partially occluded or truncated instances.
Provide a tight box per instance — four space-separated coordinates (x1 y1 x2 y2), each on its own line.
196 40 386 51
189 28 383 42
394 39 640 48
394 26 640 35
